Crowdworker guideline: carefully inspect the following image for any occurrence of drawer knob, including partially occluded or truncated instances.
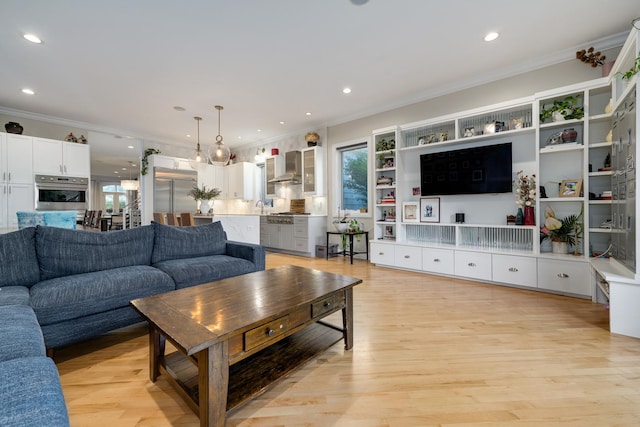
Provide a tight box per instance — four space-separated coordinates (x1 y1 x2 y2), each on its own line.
378 252 384 255
433 258 440 262
404 255 410 259
557 273 569 279
324 301 331 308
266 328 275 337
508 267 518 272
468 262 476 267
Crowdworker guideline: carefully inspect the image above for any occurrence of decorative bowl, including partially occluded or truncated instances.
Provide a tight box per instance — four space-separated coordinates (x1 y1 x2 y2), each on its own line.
334 222 348 233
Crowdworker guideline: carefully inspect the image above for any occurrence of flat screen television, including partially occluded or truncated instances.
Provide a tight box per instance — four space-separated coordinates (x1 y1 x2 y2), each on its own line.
420 142 512 196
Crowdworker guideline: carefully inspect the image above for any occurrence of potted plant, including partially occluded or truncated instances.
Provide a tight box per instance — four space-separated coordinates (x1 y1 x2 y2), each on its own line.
333 209 349 233
188 185 221 214
540 205 583 254
539 95 584 123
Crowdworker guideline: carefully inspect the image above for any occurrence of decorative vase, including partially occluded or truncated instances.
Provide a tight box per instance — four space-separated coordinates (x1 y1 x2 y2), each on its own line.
515 208 524 225
552 111 565 122
195 199 202 214
561 128 578 143
524 206 535 226
207 199 214 215
4 121 23 134
552 241 568 254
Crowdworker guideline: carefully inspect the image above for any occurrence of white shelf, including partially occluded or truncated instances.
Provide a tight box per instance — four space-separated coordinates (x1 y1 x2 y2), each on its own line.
589 199 613 204
589 112 613 122
590 141 612 148
539 143 584 154
375 167 396 172
589 171 613 177
589 228 613 233
539 118 584 129
540 197 585 202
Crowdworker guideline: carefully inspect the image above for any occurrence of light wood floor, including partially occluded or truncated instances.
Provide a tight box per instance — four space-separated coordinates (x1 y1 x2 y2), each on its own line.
54 253 640 426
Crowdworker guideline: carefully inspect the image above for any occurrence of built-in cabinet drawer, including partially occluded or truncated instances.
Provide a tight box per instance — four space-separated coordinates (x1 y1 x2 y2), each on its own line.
454 250 492 281
492 254 537 288
422 247 454 275
537 258 591 297
244 315 290 350
395 245 422 270
370 242 395 265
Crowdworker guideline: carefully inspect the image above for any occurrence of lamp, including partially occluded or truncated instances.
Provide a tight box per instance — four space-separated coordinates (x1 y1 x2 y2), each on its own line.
120 161 139 190
209 105 231 165
190 116 207 166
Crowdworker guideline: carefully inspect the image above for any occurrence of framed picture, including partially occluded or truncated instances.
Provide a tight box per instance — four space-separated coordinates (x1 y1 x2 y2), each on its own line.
412 186 421 195
420 197 440 223
560 179 583 197
402 202 419 223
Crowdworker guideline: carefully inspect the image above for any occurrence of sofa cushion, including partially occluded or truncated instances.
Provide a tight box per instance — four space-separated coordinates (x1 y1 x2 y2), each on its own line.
29 265 175 326
0 286 30 306
0 305 45 362
0 357 70 427
153 254 257 289
35 225 155 281
0 227 40 288
151 221 227 264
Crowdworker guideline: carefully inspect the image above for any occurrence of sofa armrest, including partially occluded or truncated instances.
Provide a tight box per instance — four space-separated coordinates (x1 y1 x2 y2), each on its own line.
225 241 266 271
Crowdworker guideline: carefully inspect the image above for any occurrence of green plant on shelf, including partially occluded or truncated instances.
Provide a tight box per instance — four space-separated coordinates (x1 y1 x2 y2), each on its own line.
539 95 584 123
140 148 161 176
619 55 640 80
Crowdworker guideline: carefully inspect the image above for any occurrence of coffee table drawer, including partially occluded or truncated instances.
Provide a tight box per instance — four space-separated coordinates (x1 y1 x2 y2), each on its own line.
312 292 345 318
245 315 290 350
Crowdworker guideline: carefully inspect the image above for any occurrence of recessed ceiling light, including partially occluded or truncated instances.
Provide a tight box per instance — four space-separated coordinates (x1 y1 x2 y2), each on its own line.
257 129 262 132
342 87 352 94
306 112 312 116
127 145 134 149
173 106 186 111
186 134 191 138
114 171 119 174
21 88 35 95
122 167 127 170
23 33 42 44
484 32 499 42
279 121 285 125
237 136 242 140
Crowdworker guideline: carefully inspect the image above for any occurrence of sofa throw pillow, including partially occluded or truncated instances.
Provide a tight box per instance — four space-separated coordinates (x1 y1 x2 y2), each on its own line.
0 228 40 288
36 225 155 281
151 221 227 264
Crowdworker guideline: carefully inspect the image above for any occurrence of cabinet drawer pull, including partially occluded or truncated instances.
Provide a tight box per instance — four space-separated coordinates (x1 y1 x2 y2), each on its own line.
323 301 331 308
404 255 410 259
266 328 275 337
433 258 440 262
508 267 518 272
468 262 476 267
557 273 569 279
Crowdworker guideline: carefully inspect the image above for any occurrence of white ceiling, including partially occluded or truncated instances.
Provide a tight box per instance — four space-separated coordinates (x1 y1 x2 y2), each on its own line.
1 0 639 177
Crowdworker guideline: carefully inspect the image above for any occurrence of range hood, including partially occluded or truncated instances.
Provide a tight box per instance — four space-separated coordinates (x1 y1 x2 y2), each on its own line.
269 150 302 184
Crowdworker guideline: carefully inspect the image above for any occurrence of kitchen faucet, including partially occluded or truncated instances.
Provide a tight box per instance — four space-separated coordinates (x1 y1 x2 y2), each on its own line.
255 199 264 215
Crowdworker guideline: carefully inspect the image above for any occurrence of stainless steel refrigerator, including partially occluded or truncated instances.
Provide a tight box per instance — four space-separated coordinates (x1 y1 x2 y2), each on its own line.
153 168 198 215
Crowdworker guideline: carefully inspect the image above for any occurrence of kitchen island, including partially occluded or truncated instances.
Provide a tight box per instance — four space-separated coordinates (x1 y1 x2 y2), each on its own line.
194 215 260 244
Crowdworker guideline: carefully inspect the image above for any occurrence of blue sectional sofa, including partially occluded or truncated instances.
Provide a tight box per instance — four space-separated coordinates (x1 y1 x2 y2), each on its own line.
0 220 265 426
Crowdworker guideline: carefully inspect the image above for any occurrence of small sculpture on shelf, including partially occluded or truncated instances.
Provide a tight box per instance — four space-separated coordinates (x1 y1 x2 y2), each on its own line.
64 132 77 143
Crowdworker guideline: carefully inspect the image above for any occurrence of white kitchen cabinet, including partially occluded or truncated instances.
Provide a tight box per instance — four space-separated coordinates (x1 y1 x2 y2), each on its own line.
394 244 422 270
33 137 90 177
225 162 257 200
538 258 591 297
454 250 492 281
492 254 537 288
301 147 324 195
197 164 225 196
370 241 395 265
0 133 34 228
422 247 455 275
265 155 284 197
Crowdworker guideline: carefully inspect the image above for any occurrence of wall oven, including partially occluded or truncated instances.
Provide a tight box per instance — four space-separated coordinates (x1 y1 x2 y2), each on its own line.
35 174 88 213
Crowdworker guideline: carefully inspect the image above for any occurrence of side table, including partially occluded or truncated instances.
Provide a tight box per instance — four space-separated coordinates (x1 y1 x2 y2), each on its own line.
326 231 369 264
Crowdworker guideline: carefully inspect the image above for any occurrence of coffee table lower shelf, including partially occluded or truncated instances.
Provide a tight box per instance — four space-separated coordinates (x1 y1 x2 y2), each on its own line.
161 322 344 413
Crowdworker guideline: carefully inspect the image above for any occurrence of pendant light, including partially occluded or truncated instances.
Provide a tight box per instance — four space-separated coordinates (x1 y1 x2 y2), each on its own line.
120 161 139 190
209 105 231 166
190 116 207 167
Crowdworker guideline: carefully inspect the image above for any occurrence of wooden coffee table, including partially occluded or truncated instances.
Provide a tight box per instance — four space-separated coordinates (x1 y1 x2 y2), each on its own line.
131 265 362 427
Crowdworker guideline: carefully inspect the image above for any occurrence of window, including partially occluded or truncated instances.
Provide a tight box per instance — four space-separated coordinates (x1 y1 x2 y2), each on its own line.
102 184 127 214
335 140 369 216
